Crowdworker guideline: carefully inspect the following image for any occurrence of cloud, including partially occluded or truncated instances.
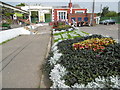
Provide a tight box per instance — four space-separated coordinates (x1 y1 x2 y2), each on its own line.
2 0 120 2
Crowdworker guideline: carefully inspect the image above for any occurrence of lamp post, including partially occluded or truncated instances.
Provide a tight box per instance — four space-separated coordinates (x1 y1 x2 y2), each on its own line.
28 5 31 24
100 4 102 17
91 0 95 26
28 5 32 34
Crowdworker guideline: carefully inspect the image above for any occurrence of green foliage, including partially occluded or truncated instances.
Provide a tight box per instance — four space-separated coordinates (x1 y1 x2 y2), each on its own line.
81 31 89 35
118 12 120 16
57 25 72 30
58 22 64 26
6 19 13 24
101 6 109 17
101 6 118 17
53 21 66 29
105 11 118 17
97 13 101 16
56 35 120 87
44 51 54 74
16 3 26 6
4 13 14 17
0 36 18 45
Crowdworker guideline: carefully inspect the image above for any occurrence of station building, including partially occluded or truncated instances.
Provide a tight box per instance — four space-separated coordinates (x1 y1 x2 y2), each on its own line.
52 0 100 25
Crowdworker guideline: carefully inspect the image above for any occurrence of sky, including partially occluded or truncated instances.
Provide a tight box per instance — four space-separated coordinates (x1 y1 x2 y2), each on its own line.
1 0 120 13
1 0 120 2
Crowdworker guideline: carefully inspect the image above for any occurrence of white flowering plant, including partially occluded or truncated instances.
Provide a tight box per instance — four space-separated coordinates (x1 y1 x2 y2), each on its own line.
44 30 120 89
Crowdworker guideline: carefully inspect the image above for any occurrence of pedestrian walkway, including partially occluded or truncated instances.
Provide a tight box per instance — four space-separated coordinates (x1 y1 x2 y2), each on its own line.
1 25 51 88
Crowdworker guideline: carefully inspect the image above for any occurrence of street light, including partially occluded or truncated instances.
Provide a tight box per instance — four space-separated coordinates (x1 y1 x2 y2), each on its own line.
28 5 31 24
91 0 95 26
28 5 32 34
100 4 102 17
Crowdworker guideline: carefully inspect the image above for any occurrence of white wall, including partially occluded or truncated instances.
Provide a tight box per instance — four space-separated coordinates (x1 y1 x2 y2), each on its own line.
0 27 31 43
0 24 43 43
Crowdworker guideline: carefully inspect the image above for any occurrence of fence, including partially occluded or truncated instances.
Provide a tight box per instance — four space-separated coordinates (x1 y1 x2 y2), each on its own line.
100 17 120 24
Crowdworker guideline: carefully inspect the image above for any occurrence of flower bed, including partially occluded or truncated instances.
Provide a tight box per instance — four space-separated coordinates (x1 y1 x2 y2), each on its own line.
57 35 120 87
52 21 73 31
73 38 116 52
45 34 120 88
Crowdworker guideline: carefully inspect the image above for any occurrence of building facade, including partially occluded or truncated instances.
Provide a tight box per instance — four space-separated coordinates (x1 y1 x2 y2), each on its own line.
52 0 99 25
52 0 87 22
21 5 52 23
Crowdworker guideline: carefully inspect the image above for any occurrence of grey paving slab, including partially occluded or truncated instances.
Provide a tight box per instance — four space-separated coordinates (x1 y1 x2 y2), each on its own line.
1 26 51 88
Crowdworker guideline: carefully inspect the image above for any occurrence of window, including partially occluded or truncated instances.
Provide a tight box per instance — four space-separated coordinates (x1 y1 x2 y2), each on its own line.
75 10 84 14
71 17 76 22
58 11 67 20
78 17 82 21
84 17 88 21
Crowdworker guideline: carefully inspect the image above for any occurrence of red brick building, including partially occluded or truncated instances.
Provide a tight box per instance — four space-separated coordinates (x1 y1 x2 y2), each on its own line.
52 0 97 25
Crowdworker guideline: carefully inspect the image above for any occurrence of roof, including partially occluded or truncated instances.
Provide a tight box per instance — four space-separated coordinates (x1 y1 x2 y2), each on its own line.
21 6 52 11
53 6 69 9
73 4 80 8
0 1 28 14
53 4 80 9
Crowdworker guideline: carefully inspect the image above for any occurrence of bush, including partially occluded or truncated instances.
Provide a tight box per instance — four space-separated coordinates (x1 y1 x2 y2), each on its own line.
56 35 120 87
53 21 65 28
52 21 72 31
105 11 118 17
44 51 54 74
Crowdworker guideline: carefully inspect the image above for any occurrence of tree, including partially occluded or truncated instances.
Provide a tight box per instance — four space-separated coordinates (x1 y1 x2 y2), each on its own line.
118 12 120 16
101 6 109 17
97 13 101 16
105 11 117 17
16 3 26 6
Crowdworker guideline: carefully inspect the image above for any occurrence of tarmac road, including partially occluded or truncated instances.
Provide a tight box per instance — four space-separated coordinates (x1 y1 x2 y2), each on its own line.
78 24 119 41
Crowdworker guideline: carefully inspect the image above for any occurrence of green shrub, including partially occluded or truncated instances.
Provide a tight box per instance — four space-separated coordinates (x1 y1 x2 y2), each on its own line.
58 22 64 26
44 51 54 74
6 19 12 24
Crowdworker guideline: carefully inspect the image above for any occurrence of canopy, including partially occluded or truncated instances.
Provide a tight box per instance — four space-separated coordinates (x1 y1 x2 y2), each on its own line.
15 13 23 17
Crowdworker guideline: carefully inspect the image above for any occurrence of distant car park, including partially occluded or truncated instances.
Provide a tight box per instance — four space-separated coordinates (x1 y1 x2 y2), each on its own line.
99 19 116 25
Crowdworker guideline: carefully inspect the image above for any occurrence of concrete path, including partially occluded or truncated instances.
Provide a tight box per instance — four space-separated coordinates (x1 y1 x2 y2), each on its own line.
78 24 119 40
1 25 51 88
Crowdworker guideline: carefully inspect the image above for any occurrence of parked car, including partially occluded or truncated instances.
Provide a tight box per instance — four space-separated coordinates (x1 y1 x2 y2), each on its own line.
99 19 116 25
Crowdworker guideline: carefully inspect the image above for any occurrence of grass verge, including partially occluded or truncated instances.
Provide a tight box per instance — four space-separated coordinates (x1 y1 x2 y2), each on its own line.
0 36 20 45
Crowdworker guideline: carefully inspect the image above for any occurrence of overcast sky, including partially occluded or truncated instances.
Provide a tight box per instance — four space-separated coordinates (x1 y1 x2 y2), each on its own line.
1 0 120 13
2 0 120 2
